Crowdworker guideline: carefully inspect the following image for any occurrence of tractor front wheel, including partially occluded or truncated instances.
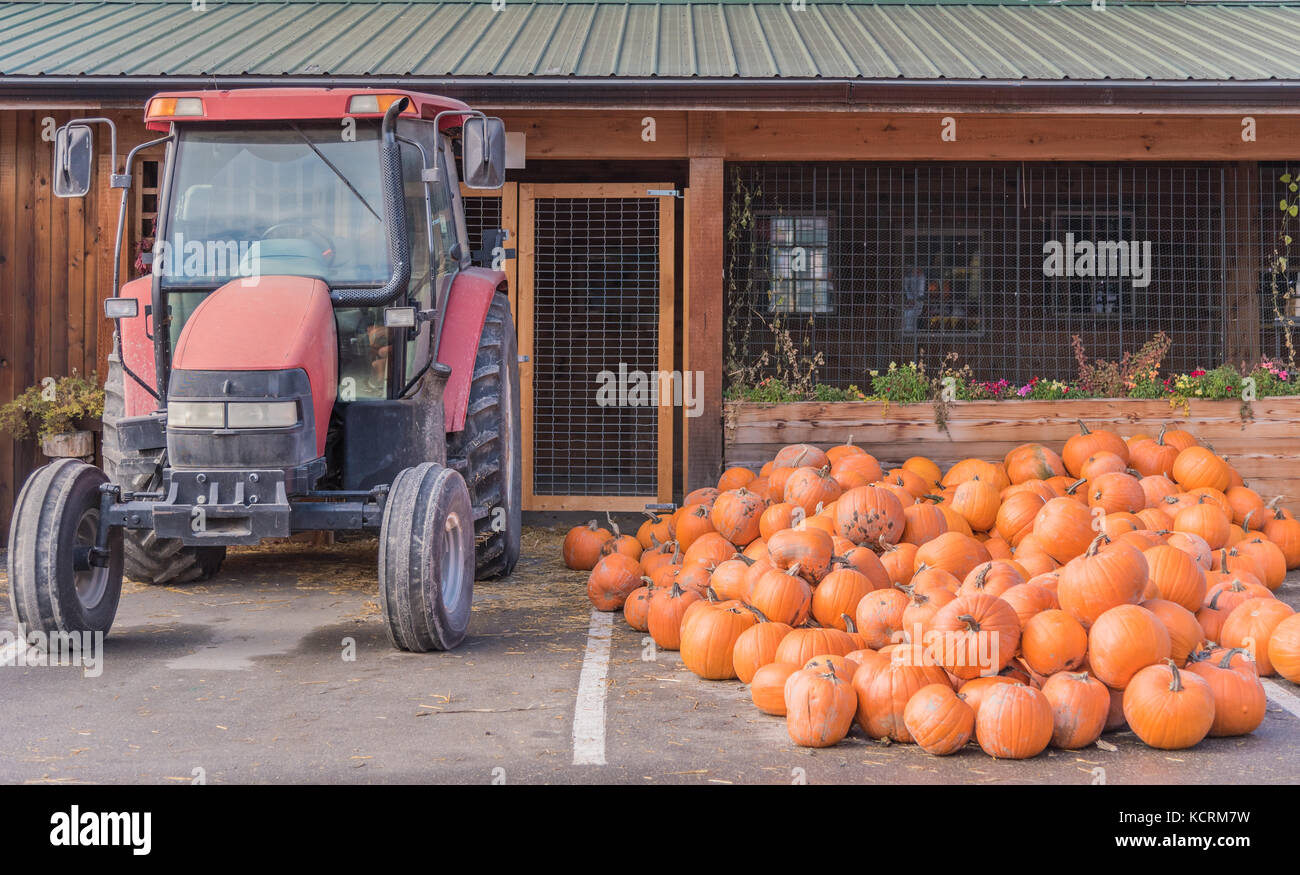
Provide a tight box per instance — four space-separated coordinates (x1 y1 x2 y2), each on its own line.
378 463 475 652
7 459 124 636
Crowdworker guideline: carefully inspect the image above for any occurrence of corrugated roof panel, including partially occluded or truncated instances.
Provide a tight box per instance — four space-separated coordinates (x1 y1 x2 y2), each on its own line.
142 4 316 76
985 6 1107 80
694 3 739 77
752 4 819 78
784 4 861 79
865 5 979 78
533 2 597 76
938 6 1064 80
723 3 777 78
617 3 659 77
4 2 1300 82
401 4 496 75
574 3 628 76
488 4 566 75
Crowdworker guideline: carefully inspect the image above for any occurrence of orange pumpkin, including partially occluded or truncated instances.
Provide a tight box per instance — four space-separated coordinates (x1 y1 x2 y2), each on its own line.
1031 497 1095 564
717 466 756 492
680 601 757 680
774 627 857 666
1266 613 1300 683
586 552 644 611
783 465 843 515
1057 536 1148 629
834 484 906 547
996 491 1046 547
1172 446 1231 492
1142 544 1207 612
1263 508 1300 569
772 443 829 470
1062 420 1129 477
1141 598 1203 667
1123 661 1215 750
901 502 949 547
1040 671 1110 750
732 617 793 683
784 668 858 748
854 588 911 649
710 487 766 546
767 527 834 584
975 683 1054 759
747 566 813 627
1220 597 1296 675
928 592 1022 680
1004 443 1067 484
811 567 874 630
855 660 950 743
914 531 991 582
646 582 701 649
951 476 1001 532
1021 609 1088 676
903 683 975 756
563 519 613 570
1185 648 1267 737
1087 604 1172 690
759 502 803 540
751 662 800 715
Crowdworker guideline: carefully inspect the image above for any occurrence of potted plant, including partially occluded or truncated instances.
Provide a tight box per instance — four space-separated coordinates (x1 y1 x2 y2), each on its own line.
0 372 105 459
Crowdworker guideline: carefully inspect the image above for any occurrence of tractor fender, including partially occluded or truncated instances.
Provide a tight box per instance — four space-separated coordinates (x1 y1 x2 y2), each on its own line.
118 276 158 418
438 267 507 433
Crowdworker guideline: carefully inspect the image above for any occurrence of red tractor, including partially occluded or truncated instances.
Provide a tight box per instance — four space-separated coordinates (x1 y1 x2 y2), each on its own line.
7 89 521 651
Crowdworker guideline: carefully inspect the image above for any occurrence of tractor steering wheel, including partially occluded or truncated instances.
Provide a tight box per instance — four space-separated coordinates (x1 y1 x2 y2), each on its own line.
262 220 337 267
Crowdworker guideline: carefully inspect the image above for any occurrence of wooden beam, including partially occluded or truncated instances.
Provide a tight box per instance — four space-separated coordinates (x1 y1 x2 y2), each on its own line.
1226 162 1262 370
491 110 1300 162
685 112 725 493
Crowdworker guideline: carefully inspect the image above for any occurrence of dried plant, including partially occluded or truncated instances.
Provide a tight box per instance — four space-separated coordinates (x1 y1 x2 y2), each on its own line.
1071 331 1171 398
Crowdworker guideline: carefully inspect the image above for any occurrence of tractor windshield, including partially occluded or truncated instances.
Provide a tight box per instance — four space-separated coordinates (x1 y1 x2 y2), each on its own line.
160 122 388 287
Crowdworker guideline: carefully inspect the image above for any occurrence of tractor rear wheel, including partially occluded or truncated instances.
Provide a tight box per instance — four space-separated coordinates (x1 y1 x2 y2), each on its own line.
447 293 522 580
7 458 124 636
102 352 225 584
378 463 475 652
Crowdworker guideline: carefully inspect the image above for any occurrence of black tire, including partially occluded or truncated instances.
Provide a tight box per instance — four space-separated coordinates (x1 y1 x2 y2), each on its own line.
378 463 475 652
7 458 124 636
446 293 522 580
102 352 225 584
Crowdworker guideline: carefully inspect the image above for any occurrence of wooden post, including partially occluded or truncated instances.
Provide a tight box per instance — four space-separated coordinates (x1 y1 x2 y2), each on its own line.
684 112 724 494
1226 162 1262 370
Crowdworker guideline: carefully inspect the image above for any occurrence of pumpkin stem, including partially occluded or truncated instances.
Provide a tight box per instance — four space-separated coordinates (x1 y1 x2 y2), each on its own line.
587 519 599 531
803 616 824 629
1085 532 1108 557
1219 648 1251 670
1066 477 1087 495
606 512 621 538
1166 659 1184 692
747 605 771 623
705 585 719 603
640 575 654 586
669 582 684 598
1076 418 1091 435
842 614 859 634
957 613 981 633
786 562 803 577
737 553 756 567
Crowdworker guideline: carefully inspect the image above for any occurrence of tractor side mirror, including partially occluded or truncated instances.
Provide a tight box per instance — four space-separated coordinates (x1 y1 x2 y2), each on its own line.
53 124 94 198
461 117 506 190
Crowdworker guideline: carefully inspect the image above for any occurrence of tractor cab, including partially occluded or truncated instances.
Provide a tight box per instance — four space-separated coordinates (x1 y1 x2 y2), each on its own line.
8 89 522 653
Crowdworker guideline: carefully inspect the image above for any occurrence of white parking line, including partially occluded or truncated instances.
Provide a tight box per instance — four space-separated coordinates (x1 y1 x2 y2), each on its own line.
1262 678 1300 720
572 609 613 766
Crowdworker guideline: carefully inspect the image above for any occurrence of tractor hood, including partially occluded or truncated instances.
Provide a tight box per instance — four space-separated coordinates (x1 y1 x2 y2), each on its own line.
171 276 338 459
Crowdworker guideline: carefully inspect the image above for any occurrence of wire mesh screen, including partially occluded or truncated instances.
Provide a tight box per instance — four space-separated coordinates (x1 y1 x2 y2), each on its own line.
532 197 662 496
461 192 502 264
725 163 1233 387
1257 163 1300 365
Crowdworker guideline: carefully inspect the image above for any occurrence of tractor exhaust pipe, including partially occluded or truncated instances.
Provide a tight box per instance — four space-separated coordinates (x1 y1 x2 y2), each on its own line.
330 98 412 308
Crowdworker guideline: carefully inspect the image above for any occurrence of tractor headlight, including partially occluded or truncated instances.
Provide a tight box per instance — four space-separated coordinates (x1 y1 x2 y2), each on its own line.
168 402 225 429
226 401 298 429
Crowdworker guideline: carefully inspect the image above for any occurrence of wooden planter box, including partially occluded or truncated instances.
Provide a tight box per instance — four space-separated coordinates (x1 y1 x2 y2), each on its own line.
724 398 1300 504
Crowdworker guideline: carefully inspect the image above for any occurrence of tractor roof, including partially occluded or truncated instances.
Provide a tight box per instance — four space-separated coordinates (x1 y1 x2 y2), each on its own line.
144 87 473 132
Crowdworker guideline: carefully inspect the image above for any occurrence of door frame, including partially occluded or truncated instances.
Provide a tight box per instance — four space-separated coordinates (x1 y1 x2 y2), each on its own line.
518 183 676 511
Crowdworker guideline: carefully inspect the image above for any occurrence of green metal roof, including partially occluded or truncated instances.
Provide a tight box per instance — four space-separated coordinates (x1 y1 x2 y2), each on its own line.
2 1 1300 81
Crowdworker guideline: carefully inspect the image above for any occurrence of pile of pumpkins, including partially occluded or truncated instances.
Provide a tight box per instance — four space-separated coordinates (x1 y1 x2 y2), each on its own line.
562 422 1300 757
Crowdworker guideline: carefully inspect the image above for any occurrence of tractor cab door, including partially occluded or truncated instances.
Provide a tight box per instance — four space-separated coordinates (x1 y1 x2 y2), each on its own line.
334 119 458 404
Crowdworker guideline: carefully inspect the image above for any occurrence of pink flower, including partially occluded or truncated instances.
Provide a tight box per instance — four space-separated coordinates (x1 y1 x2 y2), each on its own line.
1191 370 1207 377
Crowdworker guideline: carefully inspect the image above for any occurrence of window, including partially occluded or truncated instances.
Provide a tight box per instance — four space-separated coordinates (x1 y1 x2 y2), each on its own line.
902 232 984 336
1050 210 1138 316
765 213 833 314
